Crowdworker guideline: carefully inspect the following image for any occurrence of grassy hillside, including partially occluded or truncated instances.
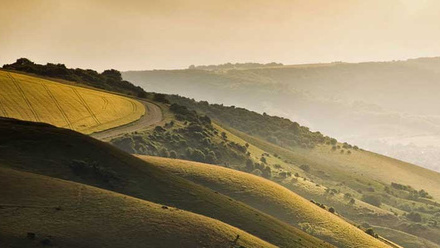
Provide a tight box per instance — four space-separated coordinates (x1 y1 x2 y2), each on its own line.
0 167 275 248
0 117 330 248
123 58 440 172
139 155 391 248
112 95 440 246
0 70 145 134
224 125 440 246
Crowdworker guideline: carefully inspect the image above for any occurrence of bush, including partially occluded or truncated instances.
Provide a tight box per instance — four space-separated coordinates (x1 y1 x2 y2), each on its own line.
190 149 206 162
153 93 170 103
169 150 178 159
251 169 263 176
407 212 422 222
262 166 272 178
329 207 335 213
300 164 310 172
362 194 381 207
365 228 375 237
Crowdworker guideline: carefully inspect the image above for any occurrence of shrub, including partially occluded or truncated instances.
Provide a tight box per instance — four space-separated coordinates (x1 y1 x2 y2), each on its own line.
251 169 263 176
365 228 375 237
262 166 272 178
153 93 170 103
362 194 381 207
407 212 422 222
159 147 170 157
169 150 178 159
300 164 310 172
245 159 254 171
329 207 335 213
190 149 206 162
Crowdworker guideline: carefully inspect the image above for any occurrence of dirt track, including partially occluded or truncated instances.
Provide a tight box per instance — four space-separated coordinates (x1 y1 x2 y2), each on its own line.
91 100 162 141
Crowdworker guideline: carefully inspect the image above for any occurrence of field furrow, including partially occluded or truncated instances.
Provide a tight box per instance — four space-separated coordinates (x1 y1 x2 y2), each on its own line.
0 70 145 134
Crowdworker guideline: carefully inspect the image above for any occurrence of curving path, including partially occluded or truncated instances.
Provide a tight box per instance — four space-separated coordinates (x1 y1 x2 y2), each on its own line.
91 100 162 141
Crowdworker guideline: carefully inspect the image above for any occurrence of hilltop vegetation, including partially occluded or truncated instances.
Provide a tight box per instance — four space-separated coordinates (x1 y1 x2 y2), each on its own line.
3 58 148 97
0 167 275 248
169 96 334 149
0 70 145 134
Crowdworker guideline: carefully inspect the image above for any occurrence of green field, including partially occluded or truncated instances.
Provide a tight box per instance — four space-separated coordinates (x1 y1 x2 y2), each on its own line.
0 70 145 134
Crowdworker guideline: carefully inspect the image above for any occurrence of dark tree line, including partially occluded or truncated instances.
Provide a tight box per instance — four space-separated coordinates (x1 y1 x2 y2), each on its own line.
3 58 148 98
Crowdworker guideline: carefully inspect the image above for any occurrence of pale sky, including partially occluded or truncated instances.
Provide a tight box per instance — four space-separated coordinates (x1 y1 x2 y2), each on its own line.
1 0 440 71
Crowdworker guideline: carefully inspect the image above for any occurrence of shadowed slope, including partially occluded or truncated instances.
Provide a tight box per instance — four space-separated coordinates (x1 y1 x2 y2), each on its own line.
0 167 275 248
140 156 391 248
0 118 330 248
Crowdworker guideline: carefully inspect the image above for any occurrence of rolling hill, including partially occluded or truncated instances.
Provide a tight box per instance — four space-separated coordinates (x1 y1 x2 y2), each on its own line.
123 58 440 172
139 155 391 248
0 167 275 248
0 117 332 248
0 70 145 134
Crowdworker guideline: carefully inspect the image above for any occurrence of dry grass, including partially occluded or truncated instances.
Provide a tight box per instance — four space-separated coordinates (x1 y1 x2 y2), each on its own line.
0 118 331 248
0 167 275 248
140 155 391 248
0 70 145 134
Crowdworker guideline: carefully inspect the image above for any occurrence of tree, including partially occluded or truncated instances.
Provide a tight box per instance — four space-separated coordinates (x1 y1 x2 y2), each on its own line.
101 69 122 81
245 159 254 171
153 93 170 103
262 166 272 178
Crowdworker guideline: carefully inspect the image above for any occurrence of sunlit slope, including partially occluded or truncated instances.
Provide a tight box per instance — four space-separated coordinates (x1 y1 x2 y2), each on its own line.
0 118 331 248
140 156 390 248
0 70 145 134
225 124 440 200
0 167 275 248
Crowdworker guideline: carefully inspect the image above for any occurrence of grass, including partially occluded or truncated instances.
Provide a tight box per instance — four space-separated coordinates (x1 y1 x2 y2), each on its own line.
220 123 440 245
0 70 145 134
0 167 275 248
140 155 391 248
372 226 440 248
0 117 331 248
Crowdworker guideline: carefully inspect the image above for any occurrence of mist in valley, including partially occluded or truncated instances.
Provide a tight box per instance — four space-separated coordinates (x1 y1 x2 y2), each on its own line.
124 58 440 172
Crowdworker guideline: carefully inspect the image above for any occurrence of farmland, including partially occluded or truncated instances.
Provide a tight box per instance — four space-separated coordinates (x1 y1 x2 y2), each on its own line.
0 70 145 134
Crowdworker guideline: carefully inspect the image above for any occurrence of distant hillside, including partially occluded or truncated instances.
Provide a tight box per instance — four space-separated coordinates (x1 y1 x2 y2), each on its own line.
122 57 440 172
188 62 284 70
0 167 275 248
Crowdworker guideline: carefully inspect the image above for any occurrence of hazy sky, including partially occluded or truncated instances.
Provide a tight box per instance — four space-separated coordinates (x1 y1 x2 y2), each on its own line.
1 0 440 71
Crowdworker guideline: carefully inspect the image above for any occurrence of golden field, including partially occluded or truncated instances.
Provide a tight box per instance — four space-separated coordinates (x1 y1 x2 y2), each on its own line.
0 70 145 134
